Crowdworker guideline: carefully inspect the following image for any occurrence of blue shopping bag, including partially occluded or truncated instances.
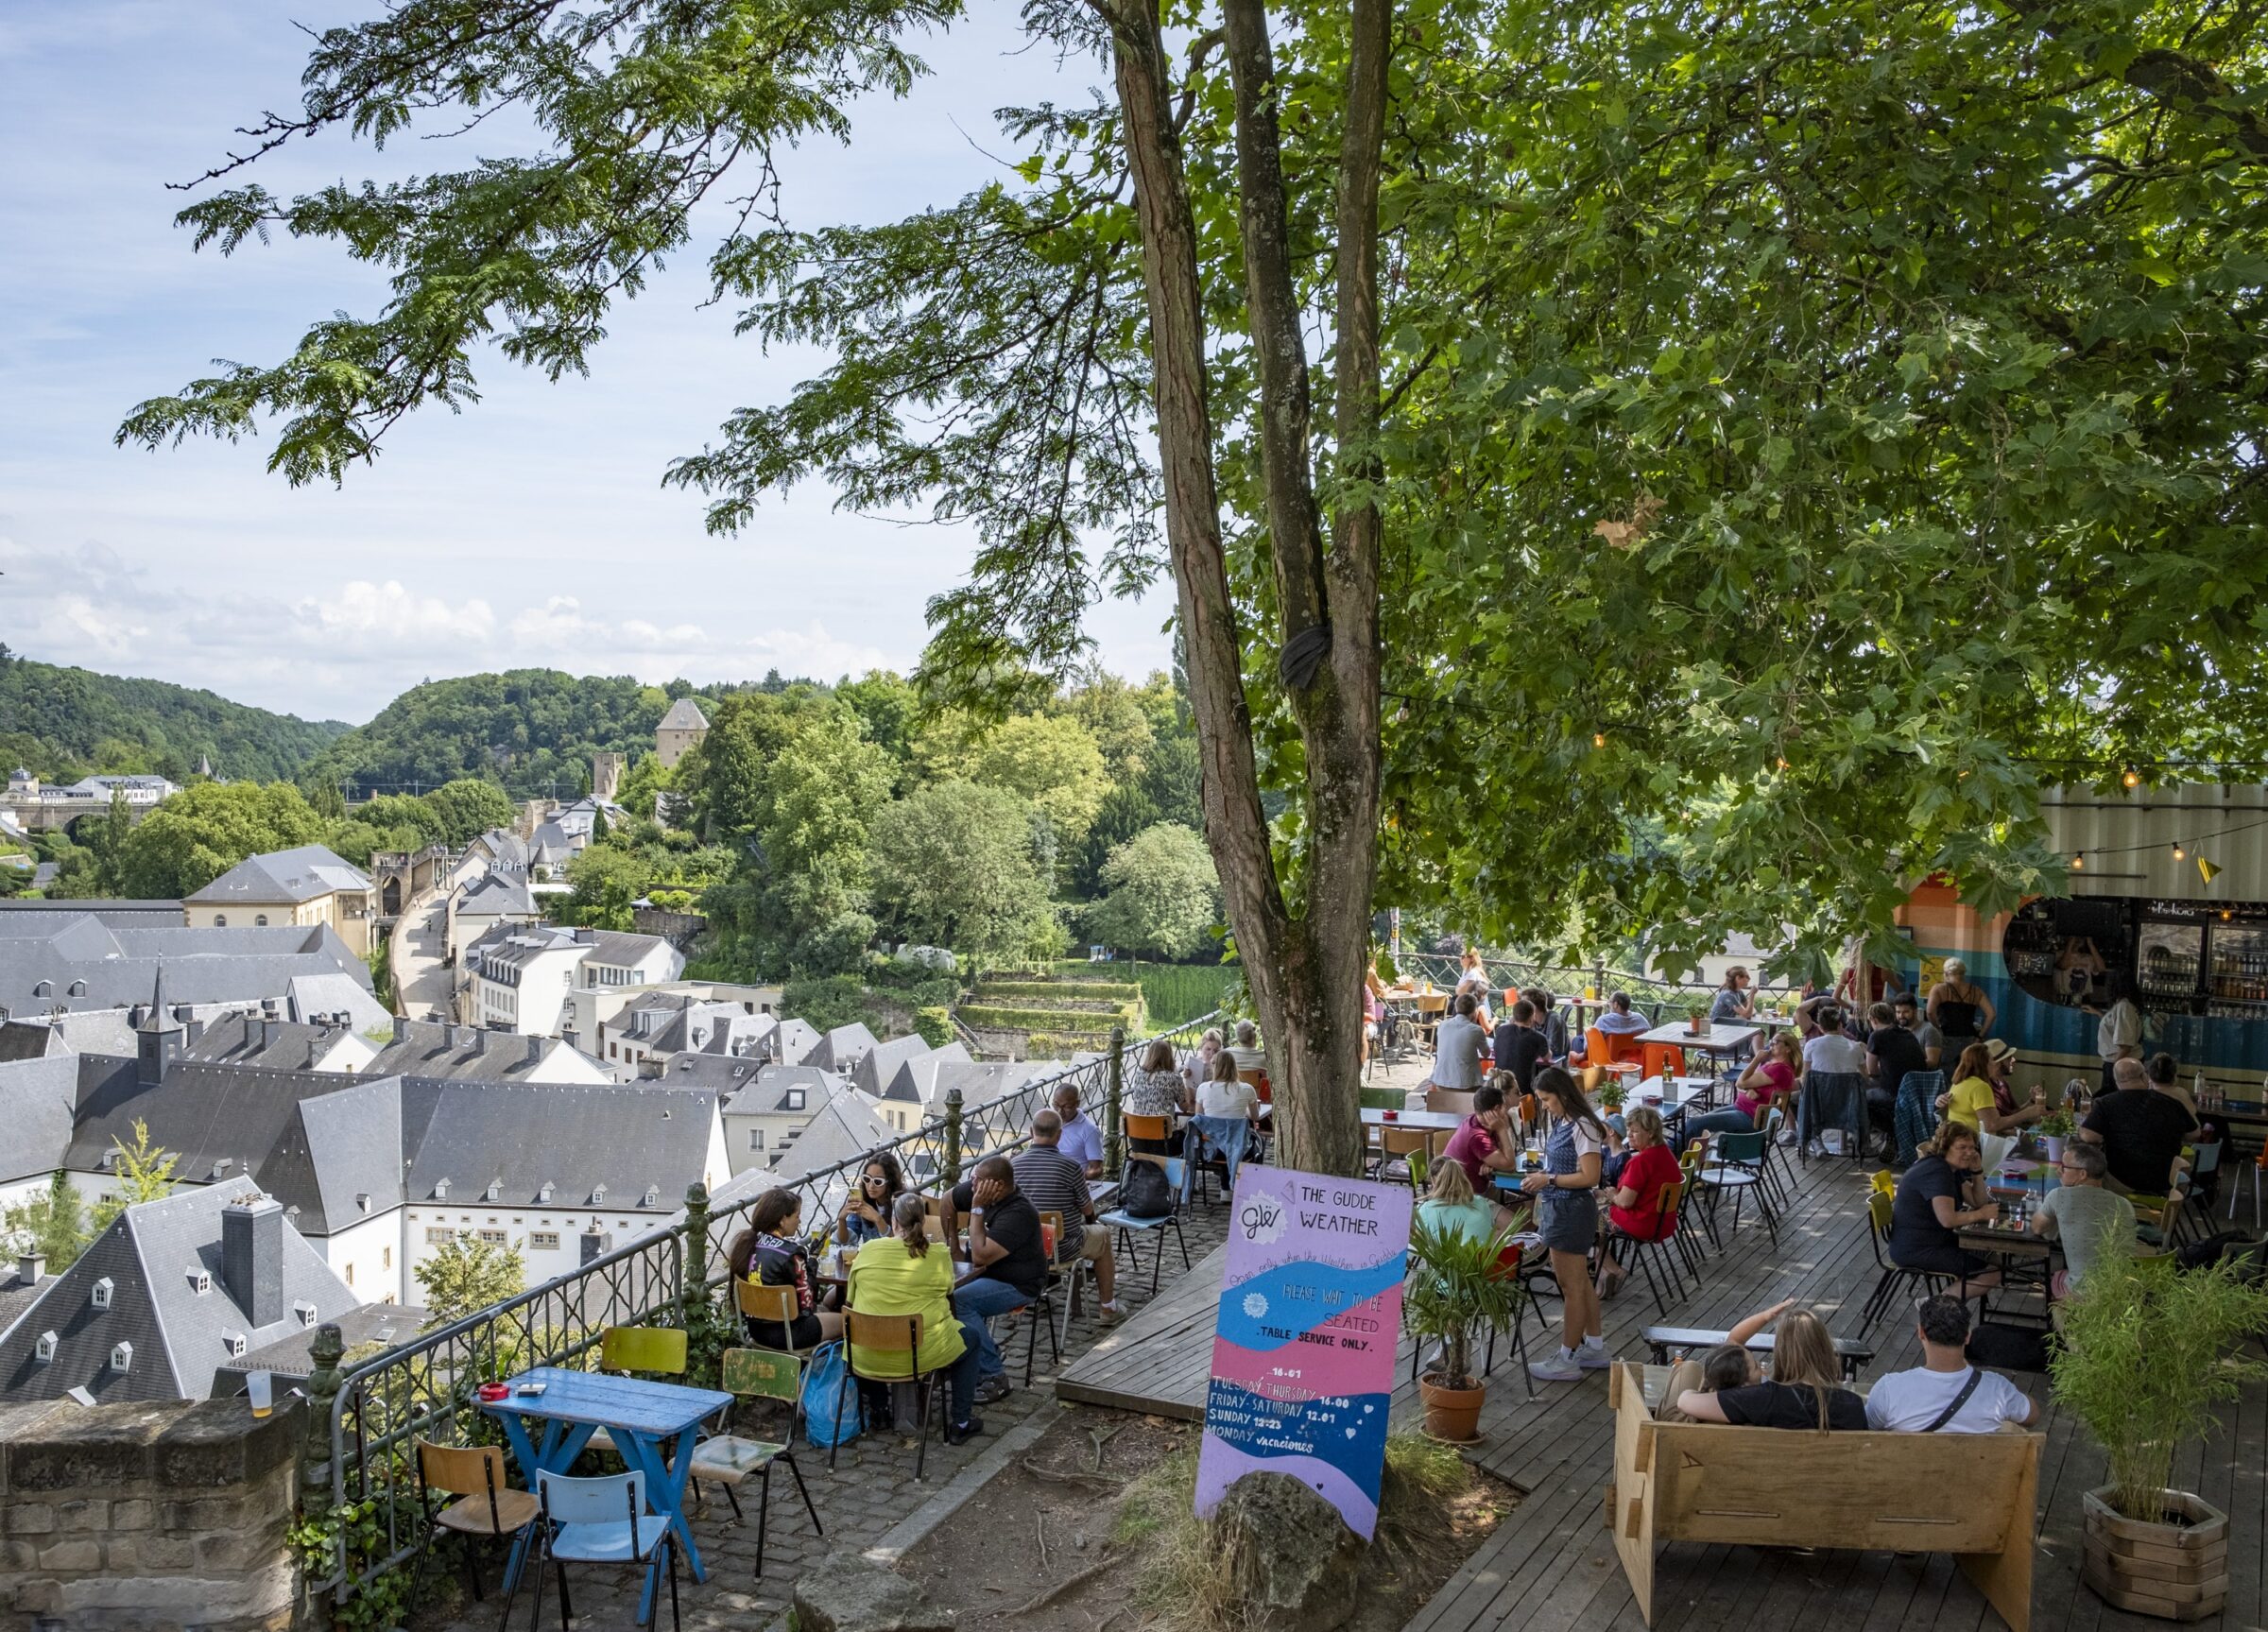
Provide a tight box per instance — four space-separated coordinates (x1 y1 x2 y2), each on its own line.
799 1340 863 1448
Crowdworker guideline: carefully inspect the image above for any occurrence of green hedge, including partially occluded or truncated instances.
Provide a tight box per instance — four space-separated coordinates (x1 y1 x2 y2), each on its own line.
974 979 1144 1004
958 1002 1142 1033
1024 1030 1118 1054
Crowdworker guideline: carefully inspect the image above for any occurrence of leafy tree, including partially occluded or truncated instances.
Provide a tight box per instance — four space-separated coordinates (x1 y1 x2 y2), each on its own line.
1088 822 1222 960
1059 667 1158 784
914 711 1110 847
90 1120 180 1232
559 845 644 932
421 778 517 846
835 670 921 766
0 656 343 782
869 782 1061 971
83 786 135 894
115 781 325 898
2 1171 90 1271
311 779 349 821
121 0 2268 1170
415 1234 526 1328
615 751 677 828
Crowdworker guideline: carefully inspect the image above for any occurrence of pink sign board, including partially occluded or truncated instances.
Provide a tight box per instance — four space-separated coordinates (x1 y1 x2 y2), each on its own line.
1193 1164 1413 1538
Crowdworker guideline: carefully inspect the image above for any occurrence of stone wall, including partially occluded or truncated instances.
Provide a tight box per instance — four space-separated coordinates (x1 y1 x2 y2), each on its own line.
0 1395 306 1632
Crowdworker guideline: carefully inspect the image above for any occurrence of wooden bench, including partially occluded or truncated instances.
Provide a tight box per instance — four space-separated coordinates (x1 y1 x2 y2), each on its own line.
1605 1362 2039 1630
1640 1324 1876 1382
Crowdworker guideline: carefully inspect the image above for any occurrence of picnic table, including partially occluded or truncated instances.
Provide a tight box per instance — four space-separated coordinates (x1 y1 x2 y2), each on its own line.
481 1366 734 1624
1635 1020 1762 1059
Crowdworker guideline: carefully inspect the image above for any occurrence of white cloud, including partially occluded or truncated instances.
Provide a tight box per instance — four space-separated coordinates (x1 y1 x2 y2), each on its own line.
299 580 498 649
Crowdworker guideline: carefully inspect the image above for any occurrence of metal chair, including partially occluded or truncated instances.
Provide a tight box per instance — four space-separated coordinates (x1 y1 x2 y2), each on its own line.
586 1326 689 1456
1036 1209 1096 1346
408 1440 538 1624
1371 1126 1437 1188
734 1280 821 1376
1606 1180 1688 1315
1098 1154 1191 1295
687 1349 821 1577
831 1311 949 1479
1697 1130 1778 1245
527 1469 680 1632
1856 1190 1950 1335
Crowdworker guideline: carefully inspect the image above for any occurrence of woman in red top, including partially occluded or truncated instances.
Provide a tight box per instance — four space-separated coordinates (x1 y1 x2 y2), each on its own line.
1735 1031 1800 1123
1598 1106 1680 1298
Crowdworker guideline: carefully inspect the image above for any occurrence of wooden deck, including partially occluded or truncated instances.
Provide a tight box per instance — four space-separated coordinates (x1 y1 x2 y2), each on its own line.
1058 1137 2268 1632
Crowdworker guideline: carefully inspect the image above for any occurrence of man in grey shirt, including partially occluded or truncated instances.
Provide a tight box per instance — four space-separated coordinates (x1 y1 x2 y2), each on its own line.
1892 993 1941 1070
1432 992 1488 1091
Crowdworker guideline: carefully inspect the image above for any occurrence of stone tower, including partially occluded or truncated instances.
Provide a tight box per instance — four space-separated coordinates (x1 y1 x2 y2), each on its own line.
655 697 711 770
592 752 625 805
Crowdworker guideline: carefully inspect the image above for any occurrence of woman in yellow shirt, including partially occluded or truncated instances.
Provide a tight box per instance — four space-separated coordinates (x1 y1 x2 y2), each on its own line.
847 1194 987 1443
1942 1039 2045 1141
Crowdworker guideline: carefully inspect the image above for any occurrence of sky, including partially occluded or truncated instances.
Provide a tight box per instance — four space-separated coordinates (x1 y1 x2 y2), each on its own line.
0 1 1174 726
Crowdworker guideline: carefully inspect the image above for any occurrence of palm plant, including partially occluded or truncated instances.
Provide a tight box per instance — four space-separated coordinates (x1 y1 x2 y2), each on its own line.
1405 1213 1526 1391
2051 1252 2268 1520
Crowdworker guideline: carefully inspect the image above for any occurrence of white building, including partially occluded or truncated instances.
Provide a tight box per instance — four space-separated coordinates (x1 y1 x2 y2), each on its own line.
558 978 782 1070
460 924 685 1036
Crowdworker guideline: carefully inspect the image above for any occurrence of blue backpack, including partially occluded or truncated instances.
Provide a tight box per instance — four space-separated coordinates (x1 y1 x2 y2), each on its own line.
799 1340 864 1447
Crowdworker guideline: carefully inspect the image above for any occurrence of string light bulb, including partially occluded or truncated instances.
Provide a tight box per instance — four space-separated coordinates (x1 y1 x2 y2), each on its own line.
2173 840 2187 861
2122 769 2142 788
2071 852 2086 870
1593 732 1606 748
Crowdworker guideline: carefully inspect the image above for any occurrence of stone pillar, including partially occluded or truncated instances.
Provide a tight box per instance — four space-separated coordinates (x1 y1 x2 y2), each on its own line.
942 1089 964 1189
300 1322 344 1525
680 1181 712 1322
1106 1023 1126 1179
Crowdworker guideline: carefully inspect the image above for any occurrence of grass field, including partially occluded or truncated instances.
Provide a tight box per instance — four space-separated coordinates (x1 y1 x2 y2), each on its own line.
1053 960 1237 1030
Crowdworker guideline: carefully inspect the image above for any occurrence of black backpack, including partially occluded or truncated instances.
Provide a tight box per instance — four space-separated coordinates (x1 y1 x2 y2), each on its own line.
1120 1157 1176 1219
1966 1321 2053 1372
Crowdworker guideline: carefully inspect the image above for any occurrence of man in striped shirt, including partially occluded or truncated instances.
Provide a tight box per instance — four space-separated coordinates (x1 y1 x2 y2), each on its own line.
1011 1110 1123 1325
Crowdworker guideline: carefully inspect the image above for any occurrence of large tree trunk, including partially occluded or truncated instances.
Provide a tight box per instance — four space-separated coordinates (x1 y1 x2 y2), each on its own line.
1094 0 1387 1177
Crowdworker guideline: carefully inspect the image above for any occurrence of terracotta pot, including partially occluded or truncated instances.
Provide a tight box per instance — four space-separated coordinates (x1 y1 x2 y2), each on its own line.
2081 1486 2229 1622
1418 1373 1486 1442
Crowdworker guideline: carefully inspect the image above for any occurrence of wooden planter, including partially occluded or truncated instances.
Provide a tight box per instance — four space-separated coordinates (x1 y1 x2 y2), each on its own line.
1418 1375 1486 1443
2081 1486 2228 1622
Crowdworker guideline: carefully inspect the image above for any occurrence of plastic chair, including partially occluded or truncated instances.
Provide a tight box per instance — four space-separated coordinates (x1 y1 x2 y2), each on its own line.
527 1469 679 1632
832 1311 950 1479
1606 1180 1687 1315
1099 1154 1192 1294
408 1440 537 1622
1641 1042 1689 1082
687 1349 821 1577
1372 1126 1436 1188
1857 1190 1950 1334
588 1325 690 1456
1589 1026 1642 1067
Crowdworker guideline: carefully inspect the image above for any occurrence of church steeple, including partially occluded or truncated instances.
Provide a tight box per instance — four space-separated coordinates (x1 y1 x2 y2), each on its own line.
136 966 181 1085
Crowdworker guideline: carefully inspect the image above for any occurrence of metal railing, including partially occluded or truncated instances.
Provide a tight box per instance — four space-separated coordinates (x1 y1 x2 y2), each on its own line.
1396 952 1803 1018
309 1010 1221 1603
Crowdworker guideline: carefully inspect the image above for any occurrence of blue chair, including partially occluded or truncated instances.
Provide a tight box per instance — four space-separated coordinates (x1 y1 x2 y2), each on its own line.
528 1469 679 1632
1099 1156 1193 1293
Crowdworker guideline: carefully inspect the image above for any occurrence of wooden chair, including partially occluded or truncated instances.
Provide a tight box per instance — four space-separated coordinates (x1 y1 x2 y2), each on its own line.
1857 1190 1950 1334
687 1349 821 1576
1037 1210 1095 1345
1606 1180 1687 1315
588 1324 689 1455
1123 1112 1175 1153
1425 1088 1476 1118
409 1440 538 1621
735 1280 821 1370
1415 991 1449 1047
832 1311 949 1479
1606 1363 2037 1631
1373 1126 1436 1188
923 1193 963 1259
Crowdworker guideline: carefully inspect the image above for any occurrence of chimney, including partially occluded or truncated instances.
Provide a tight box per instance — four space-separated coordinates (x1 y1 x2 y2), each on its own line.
221 1194 286 1329
468 1028 485 1057
183 1016 205 1045
16 1251 43 1288
579 1228 612 1265
392 1013 408 1045
525 1035 543 1066
256 1017 272 1053
575 926 595 945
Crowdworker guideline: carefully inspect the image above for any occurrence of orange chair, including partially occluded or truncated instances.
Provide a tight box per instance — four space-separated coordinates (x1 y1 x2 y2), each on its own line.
1589 1026 1642 1067
1641 1042 1688 1082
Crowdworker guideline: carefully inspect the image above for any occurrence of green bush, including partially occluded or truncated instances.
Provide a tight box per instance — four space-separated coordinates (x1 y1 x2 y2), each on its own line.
976 978 1144 1003
1023 1030 1119 1054
958 1003 1141 1032
914 1006 955 1047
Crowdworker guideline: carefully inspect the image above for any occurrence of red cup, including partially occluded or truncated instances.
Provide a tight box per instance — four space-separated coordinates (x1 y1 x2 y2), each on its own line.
477 1382 509 1402
1383 1109 1400 1121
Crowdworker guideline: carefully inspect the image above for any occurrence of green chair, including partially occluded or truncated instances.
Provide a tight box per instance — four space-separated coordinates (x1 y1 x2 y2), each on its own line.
586 1325 690 1456
686 1349 821 1577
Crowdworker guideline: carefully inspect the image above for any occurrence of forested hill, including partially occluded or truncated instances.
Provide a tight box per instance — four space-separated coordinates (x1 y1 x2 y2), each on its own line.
0 647 347 782
301 669 790 798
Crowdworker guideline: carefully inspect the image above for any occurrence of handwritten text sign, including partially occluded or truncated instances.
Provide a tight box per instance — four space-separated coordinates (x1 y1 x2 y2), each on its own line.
1194 1165 1412 1538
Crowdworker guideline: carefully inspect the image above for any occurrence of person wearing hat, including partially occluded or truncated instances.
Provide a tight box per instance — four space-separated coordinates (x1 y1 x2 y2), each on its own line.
1940 1038 2043 1140
1925 957 1995 1070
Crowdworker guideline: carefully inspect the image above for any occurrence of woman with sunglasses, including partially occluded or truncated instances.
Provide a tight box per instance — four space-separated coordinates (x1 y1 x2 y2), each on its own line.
837 1152 907 1246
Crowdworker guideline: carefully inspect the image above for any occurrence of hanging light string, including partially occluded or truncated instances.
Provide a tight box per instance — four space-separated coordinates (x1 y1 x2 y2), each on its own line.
2060 810 2268 861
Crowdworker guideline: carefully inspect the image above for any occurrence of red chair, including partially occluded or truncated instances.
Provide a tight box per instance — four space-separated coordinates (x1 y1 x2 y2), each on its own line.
1588 1026 1642 1067
1641 1042 1688 1082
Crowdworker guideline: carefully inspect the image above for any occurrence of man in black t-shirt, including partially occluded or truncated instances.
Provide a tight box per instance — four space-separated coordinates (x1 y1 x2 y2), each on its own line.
1864 1001 1927 1157
951 1155 1048 1393
2081 1064 2198 1196
1491 1000 1552 1092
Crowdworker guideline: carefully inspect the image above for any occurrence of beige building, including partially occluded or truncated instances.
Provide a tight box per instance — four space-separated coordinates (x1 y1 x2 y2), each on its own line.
183 846 374 956
655 697 710 769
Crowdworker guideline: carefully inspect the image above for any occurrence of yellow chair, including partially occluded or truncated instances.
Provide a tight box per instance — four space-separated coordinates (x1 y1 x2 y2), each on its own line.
586 1325 690 1455
686 1349 822 1575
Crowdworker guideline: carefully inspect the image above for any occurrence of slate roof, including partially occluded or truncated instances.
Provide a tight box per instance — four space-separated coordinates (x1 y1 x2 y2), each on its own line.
0 1056 77 1183
401 1080 718 1210
182 1014 364 1073
808 1022 878 1073
0 918 371 1015
850 1034 937 1096
364 1020 606 1084
659 697 711 731
611 997 770 1058
455 869 535 919
470 829 529 870
0 901 186 931
880 1057 1059 1111
717 1063 845 1115
216 1300 423 1395
0 1176 358 1405
0 1019 61 1062
770 1019 821 1065
658 1054 768 1094
184 845 370 906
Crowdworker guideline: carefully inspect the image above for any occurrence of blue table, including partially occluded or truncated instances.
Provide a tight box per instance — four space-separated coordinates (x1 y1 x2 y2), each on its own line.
479 1365 733 1623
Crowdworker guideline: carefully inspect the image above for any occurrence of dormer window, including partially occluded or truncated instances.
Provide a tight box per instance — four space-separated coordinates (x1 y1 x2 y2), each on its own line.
294 1301 318 1328
591 1184 606 1205
110 1341 133 1372
642 1185 660 1209
785 1090 806 1111
67 981 86 998
224 1331 247 1358
32 980 51 999
485 1177 503 1202
538 1182 555 1203
433 1177 451 1200
92 1277 113 1310
188 1267 211 1295
34 1331 57 1364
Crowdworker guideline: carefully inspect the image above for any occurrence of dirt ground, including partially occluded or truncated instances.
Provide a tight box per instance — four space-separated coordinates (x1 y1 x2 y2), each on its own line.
894 1403 1510 1632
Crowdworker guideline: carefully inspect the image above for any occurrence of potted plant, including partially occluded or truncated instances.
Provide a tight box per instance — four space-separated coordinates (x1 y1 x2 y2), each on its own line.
1687 1003 1709 1037
1406 1211 1527 1442
1597 1076 1627 1114
2052 1253 2268 1620
2036 1108 2074 1163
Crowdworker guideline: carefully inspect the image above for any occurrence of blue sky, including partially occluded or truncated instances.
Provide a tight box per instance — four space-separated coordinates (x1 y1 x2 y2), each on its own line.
0 1 1172 724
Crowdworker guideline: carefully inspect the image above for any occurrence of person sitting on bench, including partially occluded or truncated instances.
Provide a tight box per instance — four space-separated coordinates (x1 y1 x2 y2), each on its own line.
1865 1295 2038 1433
1672 1299 1867 1430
